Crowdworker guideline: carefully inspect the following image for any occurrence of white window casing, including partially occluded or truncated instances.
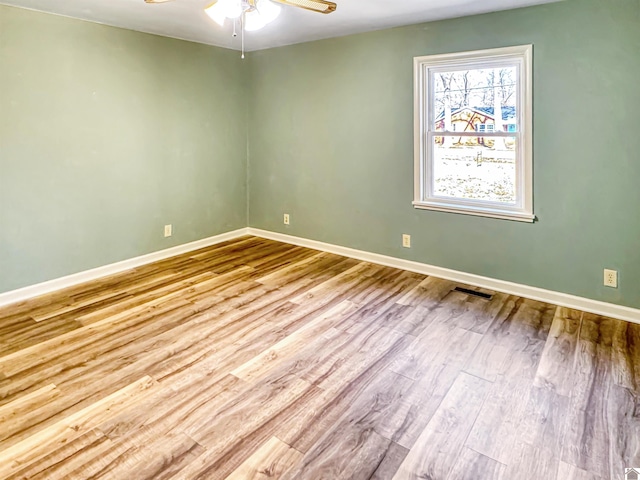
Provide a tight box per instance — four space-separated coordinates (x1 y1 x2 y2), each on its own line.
413 45 534 222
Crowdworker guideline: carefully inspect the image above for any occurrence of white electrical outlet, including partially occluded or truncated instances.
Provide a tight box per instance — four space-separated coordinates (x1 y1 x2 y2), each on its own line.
164 224 172 237
283 214 290 225
402 234 411 248
604 269 618 288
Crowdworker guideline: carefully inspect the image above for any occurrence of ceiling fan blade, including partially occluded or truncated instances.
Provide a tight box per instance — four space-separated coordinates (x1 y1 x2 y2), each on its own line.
273 0 337 14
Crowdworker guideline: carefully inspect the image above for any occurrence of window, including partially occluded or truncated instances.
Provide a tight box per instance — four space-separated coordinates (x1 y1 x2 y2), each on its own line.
413 45 534 222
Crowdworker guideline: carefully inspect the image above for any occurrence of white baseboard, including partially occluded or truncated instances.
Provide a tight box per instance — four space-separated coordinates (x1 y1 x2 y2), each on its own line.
3 226 638 326
248 228 640 325
0 228 250 308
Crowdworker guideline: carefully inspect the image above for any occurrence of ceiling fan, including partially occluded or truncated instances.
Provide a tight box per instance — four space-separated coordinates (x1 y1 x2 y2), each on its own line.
144 0 337 56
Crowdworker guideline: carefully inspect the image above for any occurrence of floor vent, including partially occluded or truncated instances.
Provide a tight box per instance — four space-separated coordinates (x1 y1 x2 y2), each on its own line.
454 287 493 300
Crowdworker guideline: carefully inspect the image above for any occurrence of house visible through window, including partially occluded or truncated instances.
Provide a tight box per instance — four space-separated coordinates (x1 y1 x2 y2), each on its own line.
476 124 495 133
413 45 534 222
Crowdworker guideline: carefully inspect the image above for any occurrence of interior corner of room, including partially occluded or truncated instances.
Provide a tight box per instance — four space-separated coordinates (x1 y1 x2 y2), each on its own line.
1 0 638 318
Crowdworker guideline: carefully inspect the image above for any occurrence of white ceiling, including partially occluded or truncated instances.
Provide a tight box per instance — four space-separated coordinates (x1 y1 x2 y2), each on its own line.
0 0 562 51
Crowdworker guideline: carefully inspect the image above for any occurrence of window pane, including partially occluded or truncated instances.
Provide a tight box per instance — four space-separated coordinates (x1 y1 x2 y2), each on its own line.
432 136 517 204
433 67 518 133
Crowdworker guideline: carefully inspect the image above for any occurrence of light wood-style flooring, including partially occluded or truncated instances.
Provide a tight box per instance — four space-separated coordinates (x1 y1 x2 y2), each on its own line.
0 236 638 479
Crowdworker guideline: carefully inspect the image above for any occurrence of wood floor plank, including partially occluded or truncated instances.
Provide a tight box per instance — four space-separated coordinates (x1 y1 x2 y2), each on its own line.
393 372 491 480
465 323 552 467
519 385 570 454
0 316 82 357
383 304 429 336
395 276 457 308
447 447 507 480
244 247 321 282
186 375 313 448
442 291 512 335
168 385 324 480
563 313 619 479
87 430 204 480
8 430 110 480
27 257 216 325
464 376 529 465
226 302 411 403
606 384 640 479
0 383 62 448
287 368 413 465
611 320 640 391
231 300 358 382
370 441 409 480
282 430 392 480
0 294 194 380
344 268 420 307
0 300 198 410
0 314 37 339
335 271 425 333
534 307 583 395
464 296 552 386
0 236 637 480
96 373 244 443
257 252 358 291
466 303 573 464
389 303 484 382
0 383 59 423
279 368 413 480
289 262 381 305
312 327 410 393
224 436 303 480
145 299 349 391
384 362 460 449
463 342 511 383
0 376 157 478
273 353 410 454
557 461 604 480
166 382 319 480
256 252 330 285
171 294 364 384
484 297 556 344
503 441 560 479
29 271 189 323
72 271 218 325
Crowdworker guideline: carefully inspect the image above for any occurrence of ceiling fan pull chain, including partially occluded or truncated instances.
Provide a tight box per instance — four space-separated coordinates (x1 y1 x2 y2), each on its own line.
241 13 245 58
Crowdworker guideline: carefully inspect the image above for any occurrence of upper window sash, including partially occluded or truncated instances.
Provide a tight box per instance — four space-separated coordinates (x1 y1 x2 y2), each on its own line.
426 60 524 134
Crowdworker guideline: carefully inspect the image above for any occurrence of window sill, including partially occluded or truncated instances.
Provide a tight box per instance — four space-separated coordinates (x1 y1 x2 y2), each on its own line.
412 201 535 223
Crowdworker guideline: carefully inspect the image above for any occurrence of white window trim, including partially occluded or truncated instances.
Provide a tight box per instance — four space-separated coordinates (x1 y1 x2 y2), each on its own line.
413 45 534 222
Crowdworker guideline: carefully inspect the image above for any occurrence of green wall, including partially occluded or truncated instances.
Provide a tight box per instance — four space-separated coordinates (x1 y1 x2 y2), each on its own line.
0 5 247 293
248 0 640 309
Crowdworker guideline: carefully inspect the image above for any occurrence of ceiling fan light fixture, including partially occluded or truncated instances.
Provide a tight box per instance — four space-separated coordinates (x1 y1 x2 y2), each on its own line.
256 0 281 24
204 2 227 26
217 0 243 19
244 9 266 31
151 0 335 58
